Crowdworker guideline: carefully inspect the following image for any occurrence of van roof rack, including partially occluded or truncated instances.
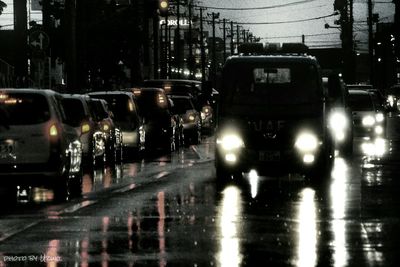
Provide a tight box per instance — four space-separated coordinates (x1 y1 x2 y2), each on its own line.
238 42 309 56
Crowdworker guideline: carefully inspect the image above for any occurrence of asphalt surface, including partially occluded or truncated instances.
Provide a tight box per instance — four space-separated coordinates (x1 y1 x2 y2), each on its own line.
0 115 400 266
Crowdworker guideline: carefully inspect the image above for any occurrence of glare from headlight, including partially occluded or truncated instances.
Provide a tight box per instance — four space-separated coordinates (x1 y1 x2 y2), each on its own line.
217 134 244 151
295 132 318 152
376 113 385 122
362 115 375 126
329 111 347 130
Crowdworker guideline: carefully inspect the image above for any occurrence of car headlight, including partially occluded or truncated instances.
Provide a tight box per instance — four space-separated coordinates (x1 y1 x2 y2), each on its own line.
329 111 348 130
217 133 244 151
362 115 375 126
295 132 318 152
375 113 385 123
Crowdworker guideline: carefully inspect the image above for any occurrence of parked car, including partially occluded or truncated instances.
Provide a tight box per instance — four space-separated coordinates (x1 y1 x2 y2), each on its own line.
0 89 82 202
88 91 145 156
348 89 386 138
169 95 201 145
143 79 218 133
61 94 106 167
87 98 123 163
131 87 179 152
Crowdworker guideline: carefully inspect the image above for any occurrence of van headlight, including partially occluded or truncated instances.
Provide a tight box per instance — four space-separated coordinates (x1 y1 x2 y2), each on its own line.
295 132 318 152
217 133 244 151
362 115 375 126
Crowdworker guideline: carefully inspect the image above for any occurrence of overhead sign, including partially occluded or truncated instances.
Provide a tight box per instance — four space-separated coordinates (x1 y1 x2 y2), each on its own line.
29 30 50 50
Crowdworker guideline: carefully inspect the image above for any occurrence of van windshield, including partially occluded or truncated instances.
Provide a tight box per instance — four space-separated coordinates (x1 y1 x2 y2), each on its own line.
222 62 321 109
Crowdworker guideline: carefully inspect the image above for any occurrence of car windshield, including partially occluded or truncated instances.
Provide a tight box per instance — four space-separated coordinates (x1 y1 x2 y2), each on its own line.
221 61 321 116
135 91 168 116
171 98 194 114
62 98 85 127
92 94 136 122
89 100 108 122
348 93 374 111
0 93 50 125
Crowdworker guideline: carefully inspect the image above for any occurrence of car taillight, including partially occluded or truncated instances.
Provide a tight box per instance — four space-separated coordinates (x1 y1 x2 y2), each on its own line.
103 123 110 131
49 124 58 137
81 123 90 134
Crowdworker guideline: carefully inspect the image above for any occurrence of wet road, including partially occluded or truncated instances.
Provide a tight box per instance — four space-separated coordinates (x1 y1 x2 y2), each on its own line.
1 115 400 266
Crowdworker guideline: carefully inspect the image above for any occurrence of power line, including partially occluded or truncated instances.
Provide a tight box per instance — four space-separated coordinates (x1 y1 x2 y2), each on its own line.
233 13 338 25
193 0 318 11
260 32 340 39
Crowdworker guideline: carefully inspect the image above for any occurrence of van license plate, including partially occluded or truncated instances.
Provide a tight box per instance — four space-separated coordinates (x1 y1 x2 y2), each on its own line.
259 151 280 161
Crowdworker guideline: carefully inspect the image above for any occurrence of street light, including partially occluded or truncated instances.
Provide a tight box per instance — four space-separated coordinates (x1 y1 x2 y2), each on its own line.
159 0 169 17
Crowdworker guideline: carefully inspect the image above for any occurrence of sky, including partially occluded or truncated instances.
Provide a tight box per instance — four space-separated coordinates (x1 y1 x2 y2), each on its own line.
0 0 395 52
199 0 396 52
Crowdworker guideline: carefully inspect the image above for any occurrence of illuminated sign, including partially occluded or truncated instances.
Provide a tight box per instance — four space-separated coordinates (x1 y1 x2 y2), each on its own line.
159 18 191 27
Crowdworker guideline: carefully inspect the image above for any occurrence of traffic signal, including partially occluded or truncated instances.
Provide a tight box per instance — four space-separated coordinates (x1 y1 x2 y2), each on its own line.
159 0 169 17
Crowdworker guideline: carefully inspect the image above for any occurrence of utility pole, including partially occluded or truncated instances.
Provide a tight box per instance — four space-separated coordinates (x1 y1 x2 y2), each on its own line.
394 0 400 83
14 0 28 87
153 13 159 79
230 21 234 56
164 15 168 78
368 0 374 85
236 24 240 51
210 12 219 87
200 8 206 82
188 1 193 78
222 18 227 62
64 0 77 91
176 0 181 78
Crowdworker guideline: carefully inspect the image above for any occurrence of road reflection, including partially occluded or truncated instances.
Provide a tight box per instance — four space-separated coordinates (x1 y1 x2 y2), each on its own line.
217 185 243 267
296 187 317 267
330 158 349 267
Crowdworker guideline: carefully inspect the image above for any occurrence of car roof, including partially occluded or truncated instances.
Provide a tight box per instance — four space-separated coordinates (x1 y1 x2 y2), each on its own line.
225 54 319 65
88 91 134 96
0 88 59 96
348 89 371 95
131 87 165 93
144 79 202 85
169 95 192 99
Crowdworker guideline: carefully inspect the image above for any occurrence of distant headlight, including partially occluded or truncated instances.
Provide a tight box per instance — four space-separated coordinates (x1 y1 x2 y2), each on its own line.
295 132 318 152
217 133 244 151
376 113 385 122
387 95 395 107
188 114 195 121
362 115 375 126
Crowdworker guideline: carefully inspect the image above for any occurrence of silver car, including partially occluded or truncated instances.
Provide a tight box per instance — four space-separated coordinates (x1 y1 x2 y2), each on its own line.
0 89 83 202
